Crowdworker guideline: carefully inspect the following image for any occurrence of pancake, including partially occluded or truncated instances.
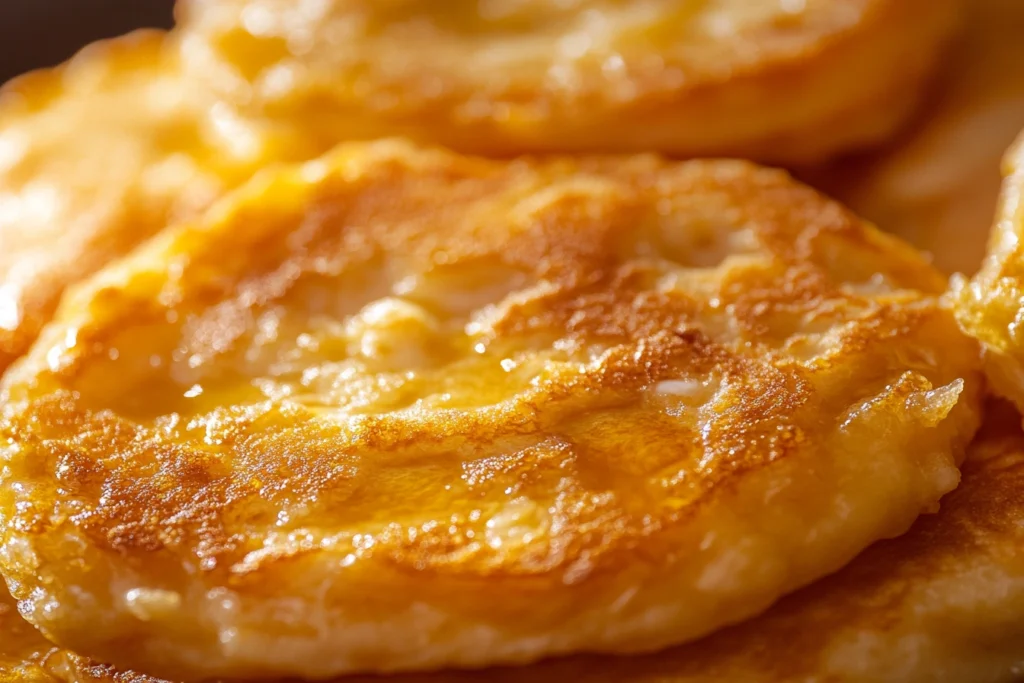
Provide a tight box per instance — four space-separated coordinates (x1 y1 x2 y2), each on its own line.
0 30 315 376
0 595 57 682
4 401 1022 683
175 0 960 164
0 141 981 680
954 134 1024 412
813 0 1024 276
0 1 964 379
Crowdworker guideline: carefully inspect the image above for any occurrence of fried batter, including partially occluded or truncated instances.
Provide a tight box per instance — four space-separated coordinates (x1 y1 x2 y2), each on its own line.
0 1 965 376
0 141 980 680
4 403 1022 683
0 594 58 682
814 0 1024 276
0 30 315 375
176 0 960 164
954 134 1024 412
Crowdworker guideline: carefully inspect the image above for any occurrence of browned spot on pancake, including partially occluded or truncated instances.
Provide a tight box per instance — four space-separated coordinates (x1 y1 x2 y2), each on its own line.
0 141 980 679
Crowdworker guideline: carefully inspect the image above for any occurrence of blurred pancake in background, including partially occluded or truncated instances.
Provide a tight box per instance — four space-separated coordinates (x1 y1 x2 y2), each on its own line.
814 0 1024 276
0 31 316 374
176 0 960 164
3 401 1021 683
0 141 979 680
0 0 965 384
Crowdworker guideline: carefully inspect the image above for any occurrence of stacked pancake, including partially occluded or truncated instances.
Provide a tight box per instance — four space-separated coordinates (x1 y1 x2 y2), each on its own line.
1 2 1023 682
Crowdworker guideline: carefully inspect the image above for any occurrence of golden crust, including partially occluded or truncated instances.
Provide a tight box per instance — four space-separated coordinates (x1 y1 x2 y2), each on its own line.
0 595 56 682
5 402 1022 683
0 31 316 375
0 141 980 680
813 0 1024 276
954 133 1024 411
176 0 960 163
0 0 964 379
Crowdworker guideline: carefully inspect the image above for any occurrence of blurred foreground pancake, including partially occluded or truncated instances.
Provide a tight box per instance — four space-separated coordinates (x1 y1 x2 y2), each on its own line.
816 0 1024 276
4 402 1022 683
176 0 959 164
0 31 314 375
0 141 980 680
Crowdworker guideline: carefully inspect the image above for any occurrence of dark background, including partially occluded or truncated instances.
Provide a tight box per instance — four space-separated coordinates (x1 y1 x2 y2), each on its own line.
0 0 175 85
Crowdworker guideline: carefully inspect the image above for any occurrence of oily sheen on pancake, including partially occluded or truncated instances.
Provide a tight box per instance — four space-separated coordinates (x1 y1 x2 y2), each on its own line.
955 133 1024 412
4 403 1022 683
176 0 959 163
0 30 315 375
0 141 980 680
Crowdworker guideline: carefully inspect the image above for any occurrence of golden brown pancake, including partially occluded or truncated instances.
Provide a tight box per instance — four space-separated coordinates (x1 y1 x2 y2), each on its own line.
0 30 315 375
954 133 1024 413
0 595 57 682
0 141 980 680
815 0 1024 276
176 0 960 164
4 402 1022 683
0 0 964 380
